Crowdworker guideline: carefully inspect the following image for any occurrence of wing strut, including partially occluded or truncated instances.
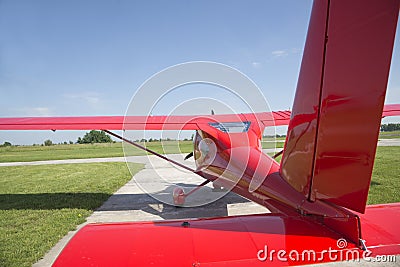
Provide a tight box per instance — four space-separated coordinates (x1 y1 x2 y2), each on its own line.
104 130 215 206
103 130 197 173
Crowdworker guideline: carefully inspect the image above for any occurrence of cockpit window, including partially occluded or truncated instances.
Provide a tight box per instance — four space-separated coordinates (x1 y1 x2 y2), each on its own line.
208 121 251 133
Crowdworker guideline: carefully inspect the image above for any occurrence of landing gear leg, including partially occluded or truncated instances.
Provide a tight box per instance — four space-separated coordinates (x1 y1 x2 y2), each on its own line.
172 180 211 206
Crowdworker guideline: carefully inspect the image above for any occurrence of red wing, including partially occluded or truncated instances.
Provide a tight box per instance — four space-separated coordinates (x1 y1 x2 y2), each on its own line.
0 116 127 131
382 104 400 118
0 111 290 131
0 105 397 131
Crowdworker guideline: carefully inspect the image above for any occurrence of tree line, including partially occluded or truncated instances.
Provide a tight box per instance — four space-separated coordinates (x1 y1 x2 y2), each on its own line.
40 131 113 146
3 124 398 147
0 130 113 147
77 130 112 144
380 123 400 132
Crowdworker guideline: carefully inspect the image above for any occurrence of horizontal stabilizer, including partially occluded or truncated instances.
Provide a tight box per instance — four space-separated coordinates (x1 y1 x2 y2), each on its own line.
53 204 400 266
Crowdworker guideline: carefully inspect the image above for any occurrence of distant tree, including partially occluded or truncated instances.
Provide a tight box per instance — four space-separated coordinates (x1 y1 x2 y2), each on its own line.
77 130 112 144
3 141 12 147
69 141 74 145
44 140 53 146
381 123 400 132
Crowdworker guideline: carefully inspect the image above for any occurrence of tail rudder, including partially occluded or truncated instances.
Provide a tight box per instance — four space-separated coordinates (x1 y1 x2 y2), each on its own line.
280 0 400 213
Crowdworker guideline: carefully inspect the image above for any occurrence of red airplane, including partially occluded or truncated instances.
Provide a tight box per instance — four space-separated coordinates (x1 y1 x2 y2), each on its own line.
1 0 400 266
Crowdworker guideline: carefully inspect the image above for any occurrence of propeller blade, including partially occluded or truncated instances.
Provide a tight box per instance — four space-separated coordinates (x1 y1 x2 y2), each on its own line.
184 151 194 160
272 149 283 159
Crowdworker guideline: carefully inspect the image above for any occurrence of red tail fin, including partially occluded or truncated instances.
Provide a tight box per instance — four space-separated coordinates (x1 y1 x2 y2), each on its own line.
280 0 399 213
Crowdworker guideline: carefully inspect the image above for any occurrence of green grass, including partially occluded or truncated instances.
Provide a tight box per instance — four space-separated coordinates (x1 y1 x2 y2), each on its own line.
261 140 285 149
0 143 124 162
266 147 400 205
368 146 400 204
379 130 400 139
0 162 143 267
0 140 285 163
0 141 194 163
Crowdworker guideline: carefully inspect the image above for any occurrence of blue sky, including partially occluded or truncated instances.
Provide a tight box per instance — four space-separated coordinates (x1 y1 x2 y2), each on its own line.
0 0 399 144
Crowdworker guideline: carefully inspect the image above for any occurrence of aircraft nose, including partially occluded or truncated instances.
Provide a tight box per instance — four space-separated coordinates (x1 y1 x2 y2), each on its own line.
196 137 217 167
195 138 217 170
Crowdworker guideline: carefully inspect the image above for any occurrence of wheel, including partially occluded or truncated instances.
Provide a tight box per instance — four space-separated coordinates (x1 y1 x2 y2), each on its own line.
172 187 185 206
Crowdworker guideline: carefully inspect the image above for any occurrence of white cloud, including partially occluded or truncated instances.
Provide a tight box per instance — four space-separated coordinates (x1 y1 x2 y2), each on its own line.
271 50 289 57
271 48 302 58
63 92 101 105
252 62 262 68
32 107 52 115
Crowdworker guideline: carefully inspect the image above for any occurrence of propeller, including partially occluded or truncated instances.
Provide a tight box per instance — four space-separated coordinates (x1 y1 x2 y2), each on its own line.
185 109 214 161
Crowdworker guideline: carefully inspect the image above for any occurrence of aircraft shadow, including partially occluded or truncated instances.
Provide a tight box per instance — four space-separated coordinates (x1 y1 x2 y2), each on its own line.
0 192 112 210
0 191 336 238
96 187 253 220
0 189 255 221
